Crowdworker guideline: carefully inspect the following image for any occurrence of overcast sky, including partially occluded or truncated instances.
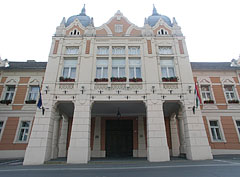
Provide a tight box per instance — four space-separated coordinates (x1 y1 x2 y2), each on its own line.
0 0 239 62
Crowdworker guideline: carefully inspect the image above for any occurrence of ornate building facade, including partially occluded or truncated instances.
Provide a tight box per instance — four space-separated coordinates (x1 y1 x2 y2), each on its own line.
0 6 239 165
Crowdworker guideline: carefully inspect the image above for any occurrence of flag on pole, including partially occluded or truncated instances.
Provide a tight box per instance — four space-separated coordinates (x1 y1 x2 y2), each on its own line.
37 92 42 109
194 82 202 108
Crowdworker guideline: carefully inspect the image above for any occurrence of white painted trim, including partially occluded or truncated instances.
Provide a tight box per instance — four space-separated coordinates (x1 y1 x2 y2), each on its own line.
0 150 25 158
13 117 33 144
232 117 240 142
206 116 226 143
212 149 240 155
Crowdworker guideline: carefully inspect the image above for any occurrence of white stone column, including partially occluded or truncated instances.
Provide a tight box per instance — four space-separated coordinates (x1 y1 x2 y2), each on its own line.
23 102 57 165
181 102 213 160
146 99 170 162
58 115 69 157
170 114 180 157
67 100 91 164
51 116 60 159
92 117 104 157
178 113 186 154
138 116 147 157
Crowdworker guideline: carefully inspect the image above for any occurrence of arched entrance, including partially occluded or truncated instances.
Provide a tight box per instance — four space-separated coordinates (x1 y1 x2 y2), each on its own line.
90 101 147 159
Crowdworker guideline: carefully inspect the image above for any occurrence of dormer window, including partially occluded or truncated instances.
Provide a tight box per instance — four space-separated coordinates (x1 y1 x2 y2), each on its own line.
158 28 168 35
115 24 123 33
70 29 80 36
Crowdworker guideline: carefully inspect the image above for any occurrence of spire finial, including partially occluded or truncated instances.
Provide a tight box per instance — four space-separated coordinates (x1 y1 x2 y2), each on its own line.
152 4 158 15
80 4 86 16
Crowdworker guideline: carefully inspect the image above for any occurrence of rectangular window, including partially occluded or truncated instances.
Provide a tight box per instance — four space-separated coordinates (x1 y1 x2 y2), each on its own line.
128 47 140 55
97 47 109 55
18 121 30 142
0 121 3 135
115 24 123 33
209 120 222 141
65 47 79 55
112 58 125 77
62 59 77 79
201 85 213 101
27 86 39 101
159 46 172 55
96 58 108 79
129 58 141 78
224 85 236 100
160 59 175 78
236 120 240 135
4 85 15 101
112 47 125 55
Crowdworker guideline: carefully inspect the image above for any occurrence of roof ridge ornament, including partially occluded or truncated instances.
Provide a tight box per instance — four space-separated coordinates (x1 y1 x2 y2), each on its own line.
80 4 86 16
152 4 159 16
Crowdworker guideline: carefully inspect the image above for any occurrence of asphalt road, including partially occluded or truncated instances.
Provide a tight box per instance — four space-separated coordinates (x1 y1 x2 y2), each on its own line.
0 157 240 177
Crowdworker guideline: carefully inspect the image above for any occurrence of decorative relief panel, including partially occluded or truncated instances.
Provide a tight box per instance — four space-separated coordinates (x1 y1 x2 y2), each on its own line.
163 83 178 89
59 83 74 90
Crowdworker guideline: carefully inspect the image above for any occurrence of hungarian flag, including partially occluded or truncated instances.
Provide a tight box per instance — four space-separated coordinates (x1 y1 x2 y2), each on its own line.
194 82 202 108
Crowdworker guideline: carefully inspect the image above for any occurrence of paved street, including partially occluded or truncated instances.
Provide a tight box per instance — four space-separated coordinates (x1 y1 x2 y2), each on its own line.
0 156 240 177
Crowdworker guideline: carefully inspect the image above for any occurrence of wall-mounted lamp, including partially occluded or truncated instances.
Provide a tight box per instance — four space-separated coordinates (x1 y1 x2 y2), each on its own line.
45 85 49 94
188 86 192 94
80 86 85 94
152 86 155 94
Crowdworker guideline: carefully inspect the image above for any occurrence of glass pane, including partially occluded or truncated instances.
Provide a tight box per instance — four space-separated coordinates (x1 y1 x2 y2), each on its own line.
210 121 218 126
236 121 240 127
119 67 125 77
112 67 118 77
160 59 173 66
0 121 3 127
211 128 216 140
112 59 125 65
8 86 15 91
216 128 222 140
103 68 108 78
129 67 134 78
129 59 141 65
96 59 108 65
31 87 39 92
63 67 69 78
64 59 77 67
230 93 235 99
206 93 211 99
168 67 175 77
70 68 76 79
161 67 167 77
18 130 24 141
22 121 30 127
96 68 102 78
136 67 141 78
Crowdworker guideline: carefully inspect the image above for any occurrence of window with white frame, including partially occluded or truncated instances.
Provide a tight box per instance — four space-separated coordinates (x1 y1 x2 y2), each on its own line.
159 46 172 55
0 121 3 135
160 59 175 78
17 121 30 142
201 85 213 101
4 85 15 101
65 47 79 55
97 47 109 55
157 28 168 35
209 120 223 141
27 86 39 101
236 120 240 135
96 58 108 79
129 58 141 78
128 47 140 55
224 85 237 101
62 59 77 79
115 24 123 33
112 58 125 77
112 47 125 55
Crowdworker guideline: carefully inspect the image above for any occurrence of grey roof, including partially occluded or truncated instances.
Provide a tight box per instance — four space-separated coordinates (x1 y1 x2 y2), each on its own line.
190 62 238 71
0 61 47 70
66 5 91 27
147 5 172 27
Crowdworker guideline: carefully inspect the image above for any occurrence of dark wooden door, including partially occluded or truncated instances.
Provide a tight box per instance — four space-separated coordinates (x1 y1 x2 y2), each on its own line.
106 120 133 157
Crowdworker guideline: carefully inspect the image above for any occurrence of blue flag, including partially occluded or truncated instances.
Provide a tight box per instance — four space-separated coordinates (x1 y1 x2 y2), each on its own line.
37 92 42 109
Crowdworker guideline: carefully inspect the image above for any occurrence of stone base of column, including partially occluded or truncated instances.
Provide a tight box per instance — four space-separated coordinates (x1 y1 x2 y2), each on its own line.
67 147 89 164
186 145 213 160
148 146 170 162
23 146 50 165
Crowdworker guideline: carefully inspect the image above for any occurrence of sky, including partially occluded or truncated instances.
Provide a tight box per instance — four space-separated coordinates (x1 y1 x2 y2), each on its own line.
0 0 239 62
